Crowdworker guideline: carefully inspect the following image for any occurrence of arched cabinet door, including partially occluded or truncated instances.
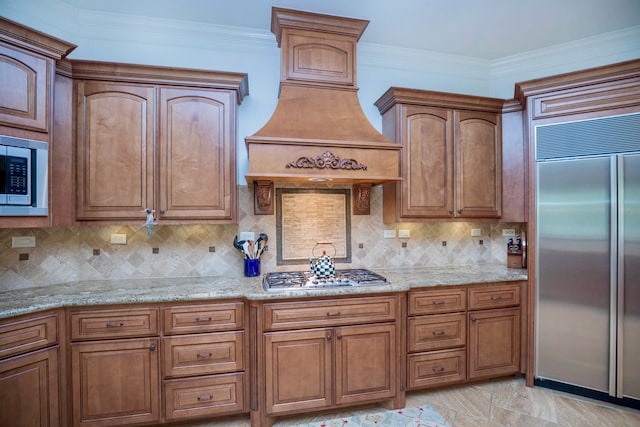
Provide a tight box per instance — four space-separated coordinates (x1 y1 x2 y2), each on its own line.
0 44 50 132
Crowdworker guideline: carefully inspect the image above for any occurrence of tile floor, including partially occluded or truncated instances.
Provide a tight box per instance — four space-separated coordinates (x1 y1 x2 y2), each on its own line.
173 377 640 427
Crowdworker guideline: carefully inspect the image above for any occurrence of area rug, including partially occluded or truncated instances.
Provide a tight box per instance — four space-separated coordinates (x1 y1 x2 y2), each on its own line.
300 405 451 427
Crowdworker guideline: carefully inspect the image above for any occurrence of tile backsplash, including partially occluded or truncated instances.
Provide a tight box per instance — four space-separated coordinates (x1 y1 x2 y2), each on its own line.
0 186 525 290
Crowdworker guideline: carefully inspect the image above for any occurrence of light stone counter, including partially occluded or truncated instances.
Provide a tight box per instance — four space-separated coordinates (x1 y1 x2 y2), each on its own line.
0 264 527 319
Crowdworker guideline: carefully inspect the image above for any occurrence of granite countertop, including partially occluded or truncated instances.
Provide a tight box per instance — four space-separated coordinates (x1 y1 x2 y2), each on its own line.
0 264 527 319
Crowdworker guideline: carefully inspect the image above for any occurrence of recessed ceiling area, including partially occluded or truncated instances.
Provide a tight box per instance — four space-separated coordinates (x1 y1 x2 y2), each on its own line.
59 0 640 59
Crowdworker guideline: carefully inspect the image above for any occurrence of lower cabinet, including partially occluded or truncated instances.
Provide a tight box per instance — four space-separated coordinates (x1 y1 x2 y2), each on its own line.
70 338 160 427
406 282 523 391
254 295 402 427
0 310 61 427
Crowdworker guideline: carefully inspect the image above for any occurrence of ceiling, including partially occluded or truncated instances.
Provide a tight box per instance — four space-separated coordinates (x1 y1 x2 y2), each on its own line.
60 0 640 60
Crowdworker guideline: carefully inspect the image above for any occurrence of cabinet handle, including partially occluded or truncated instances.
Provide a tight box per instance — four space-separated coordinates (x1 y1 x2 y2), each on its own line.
432 367 445 373
106 322 124 328
432 330 445 336
160 209 166 214
432 300 445 305
326 334 332 341
197 395 213 402
196 317 212 322
149 345 156 351
197 352 213 359
326 311 341 317
490 295 503 300
448 209 453 214
457 209 462 214
470 317 477 322
337 333 342 340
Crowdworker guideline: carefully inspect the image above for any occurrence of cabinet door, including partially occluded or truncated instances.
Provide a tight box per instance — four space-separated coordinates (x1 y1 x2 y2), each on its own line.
454 110 502 218
468 308 520 379
400 105 454 218
0 43 50 132
158 88 235 221
71 338 160 427
0 347 59 427
76 81 155 220
264 328 331 414
334 323 396 405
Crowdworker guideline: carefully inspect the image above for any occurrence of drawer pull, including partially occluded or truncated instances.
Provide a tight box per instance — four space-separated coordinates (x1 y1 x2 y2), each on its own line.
149 345 156 351
197 395 213 402
490 295 503 300
432 367 445 373
326 334 332 341
337 333 342 340
326 311 341 317
432 330 445 336
470 317 477 322
196 317 212 323
432 300 445 305
197 352 212 359
106 322 124 328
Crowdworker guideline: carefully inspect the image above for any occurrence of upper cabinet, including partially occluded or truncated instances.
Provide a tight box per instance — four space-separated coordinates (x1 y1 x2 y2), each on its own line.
375 88 503 222
0 18 75 134
72 61 248 223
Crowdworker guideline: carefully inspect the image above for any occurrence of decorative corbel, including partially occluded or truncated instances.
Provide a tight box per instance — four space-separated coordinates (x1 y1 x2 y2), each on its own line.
254 180 274 215
352 183 372 215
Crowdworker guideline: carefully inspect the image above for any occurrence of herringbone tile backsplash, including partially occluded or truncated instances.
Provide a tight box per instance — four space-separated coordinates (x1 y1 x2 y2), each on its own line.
0 186 524 290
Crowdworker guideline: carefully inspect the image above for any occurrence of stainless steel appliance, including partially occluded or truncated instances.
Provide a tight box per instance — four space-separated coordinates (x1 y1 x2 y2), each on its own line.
0 135 48 216
263 269 388 291
535 113 639 407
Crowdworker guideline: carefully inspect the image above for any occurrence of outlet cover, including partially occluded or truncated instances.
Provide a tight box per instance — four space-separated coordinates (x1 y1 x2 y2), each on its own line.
110 234 127 245
398 229 410 238
471 228 482 237
12 236 36 248
383 230 396 239
240 231 255 241
502 229 516 236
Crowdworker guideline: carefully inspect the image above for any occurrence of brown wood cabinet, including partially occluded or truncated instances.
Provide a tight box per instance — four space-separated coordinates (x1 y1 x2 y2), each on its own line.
375 88 503 221
406 282 523 391
252 295 402 427
161 302 247 423
0 310 62 427
68 307 161 427
72 60 247 223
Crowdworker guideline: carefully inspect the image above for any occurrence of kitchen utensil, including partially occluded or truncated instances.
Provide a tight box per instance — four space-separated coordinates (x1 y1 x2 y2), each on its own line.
309 242 336 278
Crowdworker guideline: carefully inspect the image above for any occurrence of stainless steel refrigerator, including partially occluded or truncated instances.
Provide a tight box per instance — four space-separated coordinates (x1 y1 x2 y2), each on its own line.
535 113 639 407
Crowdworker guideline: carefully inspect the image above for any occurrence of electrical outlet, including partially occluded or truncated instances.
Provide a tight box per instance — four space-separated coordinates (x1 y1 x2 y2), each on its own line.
398 229 410 238
110 234 127 245
502 228 516 236
383 230 396 239
12 236 36 248
240 231 255 241
471 228 482 237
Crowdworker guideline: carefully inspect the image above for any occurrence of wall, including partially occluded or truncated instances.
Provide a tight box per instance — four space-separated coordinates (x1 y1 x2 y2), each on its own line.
0 186 525 290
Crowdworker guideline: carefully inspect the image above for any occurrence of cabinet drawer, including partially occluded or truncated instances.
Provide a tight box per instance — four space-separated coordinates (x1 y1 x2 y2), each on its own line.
408 289 466 315
407 348 466 389
0 312 58 360
70 308 159 340
263 296 398 330
407 313 466 352
164 373 245 421
468 283 520 310
163 302 244 334
163 332 244 378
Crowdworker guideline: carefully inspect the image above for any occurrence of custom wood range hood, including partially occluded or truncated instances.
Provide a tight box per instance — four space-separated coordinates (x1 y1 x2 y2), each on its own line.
245 7 401 215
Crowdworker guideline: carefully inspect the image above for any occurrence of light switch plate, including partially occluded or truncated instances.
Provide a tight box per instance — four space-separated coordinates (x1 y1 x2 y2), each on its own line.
240 231 255 241
502 229 516 236
110 234 127 245
398 229 410 238
12 236 36 248
383 230 396 239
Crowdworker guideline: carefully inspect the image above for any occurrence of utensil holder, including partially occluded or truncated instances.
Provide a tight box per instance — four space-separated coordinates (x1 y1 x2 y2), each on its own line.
244 259 260 277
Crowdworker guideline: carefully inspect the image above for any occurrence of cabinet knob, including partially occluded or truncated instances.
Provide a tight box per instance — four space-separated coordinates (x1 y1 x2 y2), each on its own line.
149 345 156 351
448 209 453 215
160 209 166 214
457 209 462 214
337 333 342 340
470 317 477 322
326 334 332 341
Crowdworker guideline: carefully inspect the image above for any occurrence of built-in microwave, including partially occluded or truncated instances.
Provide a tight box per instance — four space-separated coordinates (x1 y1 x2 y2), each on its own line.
0 135 48 216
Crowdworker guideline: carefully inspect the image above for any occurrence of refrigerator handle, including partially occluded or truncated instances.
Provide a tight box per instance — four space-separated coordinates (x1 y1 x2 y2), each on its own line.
614 155 625 398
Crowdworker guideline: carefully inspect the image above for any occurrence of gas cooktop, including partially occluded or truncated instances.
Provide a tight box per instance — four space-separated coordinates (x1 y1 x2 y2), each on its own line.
263 269 388 291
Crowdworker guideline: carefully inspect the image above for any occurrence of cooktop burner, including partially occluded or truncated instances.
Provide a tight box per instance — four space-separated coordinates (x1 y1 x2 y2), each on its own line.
263 269 388 291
